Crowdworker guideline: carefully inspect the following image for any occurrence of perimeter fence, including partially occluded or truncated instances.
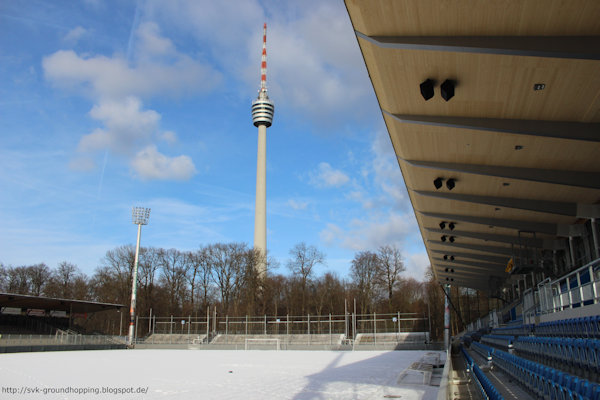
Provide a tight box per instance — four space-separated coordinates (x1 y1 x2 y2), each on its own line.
135 311 437 350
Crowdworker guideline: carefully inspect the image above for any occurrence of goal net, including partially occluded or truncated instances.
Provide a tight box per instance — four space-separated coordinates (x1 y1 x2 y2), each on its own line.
244 338 281 351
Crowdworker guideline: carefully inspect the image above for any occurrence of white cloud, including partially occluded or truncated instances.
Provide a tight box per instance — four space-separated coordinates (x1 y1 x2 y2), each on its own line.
135 22 176 57
131 145 196 181
160 131 177 144
78 97 160 154
320 212 417 252
43 21 220 101
64 26 87 43
405 253 430 281
143 0 374 126
371 130 406 206
69 157 96 172
43 21 212 182
347 130 409 211
310 162 349 188
43 49 220 100
288 199 308 210
320 223 343 247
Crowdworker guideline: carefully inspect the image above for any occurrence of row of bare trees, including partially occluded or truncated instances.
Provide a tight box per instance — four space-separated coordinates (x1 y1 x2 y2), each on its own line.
1 242 457 339
0 261 88 299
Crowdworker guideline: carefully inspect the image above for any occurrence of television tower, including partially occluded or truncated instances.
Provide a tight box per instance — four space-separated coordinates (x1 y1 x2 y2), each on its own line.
251 23 274 279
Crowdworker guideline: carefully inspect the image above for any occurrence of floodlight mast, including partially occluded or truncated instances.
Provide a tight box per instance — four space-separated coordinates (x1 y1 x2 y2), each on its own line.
128 207 150 347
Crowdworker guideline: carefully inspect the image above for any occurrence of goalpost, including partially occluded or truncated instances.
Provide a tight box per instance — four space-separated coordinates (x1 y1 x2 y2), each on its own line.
244 338 281 351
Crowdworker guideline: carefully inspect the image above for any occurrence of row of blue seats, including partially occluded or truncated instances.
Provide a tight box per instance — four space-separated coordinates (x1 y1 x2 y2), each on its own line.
461 346 504 400
471 341 495 361
493 348 600 400
514 336 600 376
481 334 515 350
492 324 534 336
536 316 600 339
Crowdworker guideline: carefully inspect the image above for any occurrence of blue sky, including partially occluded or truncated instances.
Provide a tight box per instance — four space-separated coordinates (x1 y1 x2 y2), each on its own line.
0 0 428 280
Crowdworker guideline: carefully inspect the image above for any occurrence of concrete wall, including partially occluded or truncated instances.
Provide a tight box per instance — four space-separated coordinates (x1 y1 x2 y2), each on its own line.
538 302 600 323
0 343 126 354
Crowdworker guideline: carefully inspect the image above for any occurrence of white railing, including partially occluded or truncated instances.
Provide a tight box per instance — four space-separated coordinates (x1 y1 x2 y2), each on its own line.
537 258 600 314
0 333 122 347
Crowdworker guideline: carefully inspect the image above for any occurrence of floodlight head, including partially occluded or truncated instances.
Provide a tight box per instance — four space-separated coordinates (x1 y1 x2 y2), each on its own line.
441 235 447 242
443 255 448 260
433 177 444 189
449 236 455 243
441 79 455 101
450 256 455 261
420 79 434 100
446 178 456 190
439 221 446 230
448 222 455 230
132 207 151 225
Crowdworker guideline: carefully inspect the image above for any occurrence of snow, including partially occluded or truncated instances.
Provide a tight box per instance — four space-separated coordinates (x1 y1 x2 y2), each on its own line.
0 349 442 399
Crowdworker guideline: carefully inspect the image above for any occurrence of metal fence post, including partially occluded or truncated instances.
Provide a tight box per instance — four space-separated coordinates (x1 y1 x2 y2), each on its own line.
373 312 376 346
170 315 173 344
308 313 311 346
213 307 217 334
591 264 598 303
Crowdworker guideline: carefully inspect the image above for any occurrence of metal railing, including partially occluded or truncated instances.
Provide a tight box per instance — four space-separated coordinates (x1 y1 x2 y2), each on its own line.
537 258 600 314
136 312 430 347
0 333 124 347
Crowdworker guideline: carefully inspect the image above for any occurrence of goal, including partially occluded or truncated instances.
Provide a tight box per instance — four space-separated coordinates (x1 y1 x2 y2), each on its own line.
244 338 281 351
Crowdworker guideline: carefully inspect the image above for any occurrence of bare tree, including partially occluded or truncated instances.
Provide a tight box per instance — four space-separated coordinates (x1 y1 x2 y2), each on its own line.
6 266 31 294
287 242 325 315
350 251 380 314
209 243 248 314
45 261 81 298
424 266 444 340
0 263 7 292
27 263 51 296
263 274 287 316
138 247 160 315
99 245 136 301
194 247 216 314
158 248 189 315
376 245 405 311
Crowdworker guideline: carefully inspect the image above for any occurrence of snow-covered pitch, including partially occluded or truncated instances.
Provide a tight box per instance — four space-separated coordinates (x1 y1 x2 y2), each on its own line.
1 349 442 399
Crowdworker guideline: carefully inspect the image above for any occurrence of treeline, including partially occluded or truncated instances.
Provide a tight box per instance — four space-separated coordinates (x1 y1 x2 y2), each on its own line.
0 242 458 339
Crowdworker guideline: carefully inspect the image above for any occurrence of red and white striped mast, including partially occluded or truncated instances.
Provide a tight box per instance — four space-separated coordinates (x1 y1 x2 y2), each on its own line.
251 23 274 279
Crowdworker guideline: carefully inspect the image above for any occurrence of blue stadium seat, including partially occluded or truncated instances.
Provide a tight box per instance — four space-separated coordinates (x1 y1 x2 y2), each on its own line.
491 348 599 400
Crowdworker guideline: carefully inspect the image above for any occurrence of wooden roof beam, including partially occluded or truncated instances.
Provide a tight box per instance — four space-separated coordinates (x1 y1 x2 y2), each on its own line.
386 112 600 143
357 32 600 60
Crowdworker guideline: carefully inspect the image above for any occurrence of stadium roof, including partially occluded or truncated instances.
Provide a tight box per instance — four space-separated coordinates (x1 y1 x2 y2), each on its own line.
0 292 124 314
344 0 600 292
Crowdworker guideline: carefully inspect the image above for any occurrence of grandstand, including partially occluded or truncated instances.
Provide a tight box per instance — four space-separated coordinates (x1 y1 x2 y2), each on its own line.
0 292 126 353
344 0 600 398
458 260 600 399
